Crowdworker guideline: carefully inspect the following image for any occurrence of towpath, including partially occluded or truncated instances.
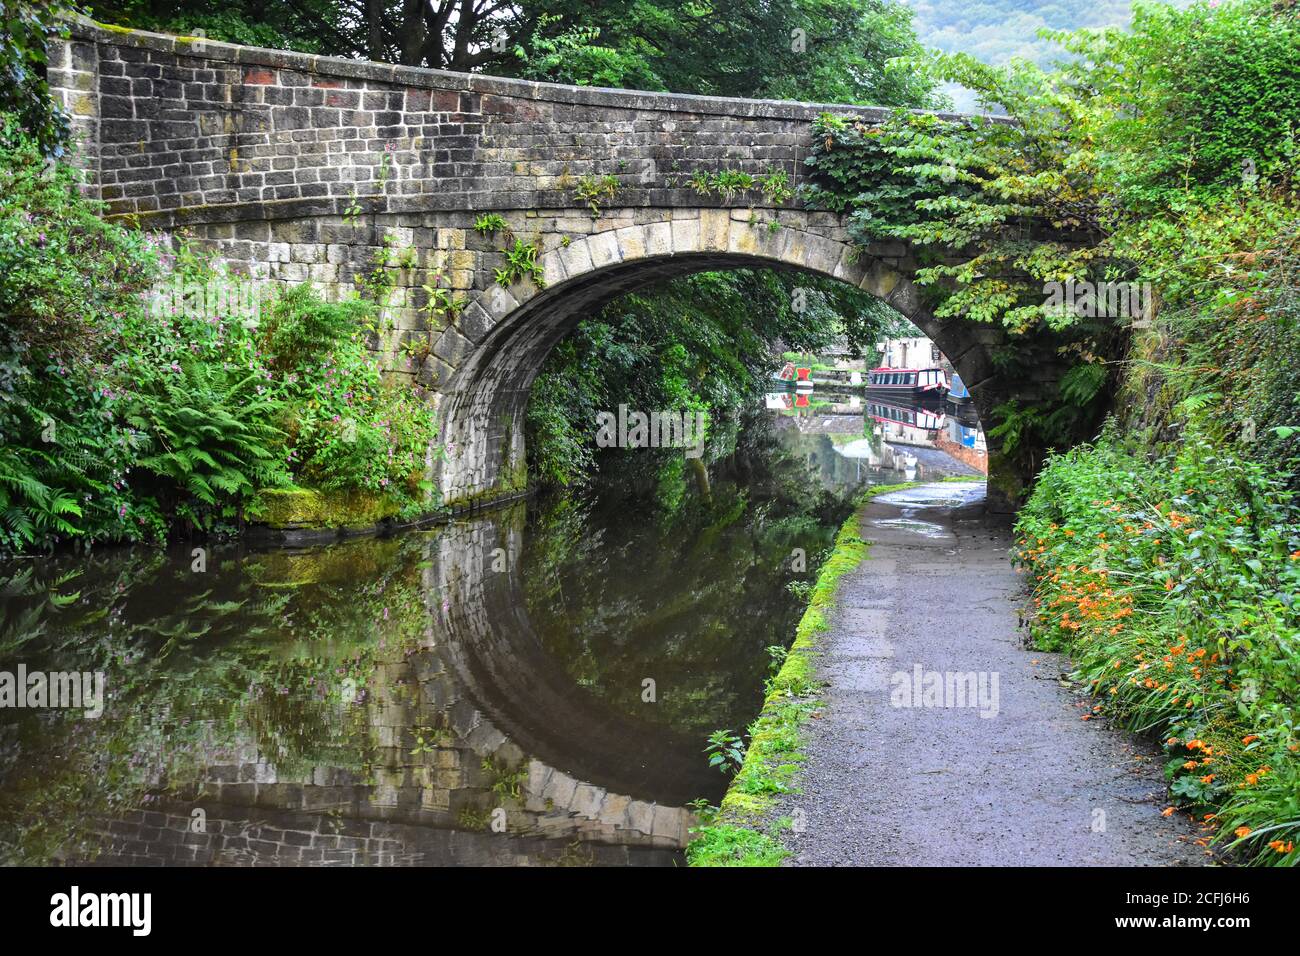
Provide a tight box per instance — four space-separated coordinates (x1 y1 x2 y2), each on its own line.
786 482 1208 866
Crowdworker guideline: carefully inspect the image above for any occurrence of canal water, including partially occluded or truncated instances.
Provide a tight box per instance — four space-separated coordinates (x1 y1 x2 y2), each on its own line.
0 401 976 866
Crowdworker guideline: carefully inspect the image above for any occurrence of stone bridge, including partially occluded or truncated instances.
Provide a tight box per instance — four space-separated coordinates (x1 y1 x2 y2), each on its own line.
49 18 1074 511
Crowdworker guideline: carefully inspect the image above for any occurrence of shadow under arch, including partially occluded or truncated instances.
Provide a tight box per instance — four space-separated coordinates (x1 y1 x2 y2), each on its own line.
437 210 1004 509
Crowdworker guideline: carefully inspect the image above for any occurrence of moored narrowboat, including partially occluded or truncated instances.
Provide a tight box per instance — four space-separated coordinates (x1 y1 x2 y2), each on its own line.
866 367 949 397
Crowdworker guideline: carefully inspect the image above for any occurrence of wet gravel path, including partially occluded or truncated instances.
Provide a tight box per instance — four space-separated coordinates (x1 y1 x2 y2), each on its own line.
785 482 1209 866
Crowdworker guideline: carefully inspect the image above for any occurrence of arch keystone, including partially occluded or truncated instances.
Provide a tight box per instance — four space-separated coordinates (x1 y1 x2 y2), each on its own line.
832 246 866 284
803 234 843 275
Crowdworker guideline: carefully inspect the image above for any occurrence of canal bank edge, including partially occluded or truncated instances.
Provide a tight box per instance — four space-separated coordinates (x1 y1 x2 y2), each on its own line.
686 480 928 866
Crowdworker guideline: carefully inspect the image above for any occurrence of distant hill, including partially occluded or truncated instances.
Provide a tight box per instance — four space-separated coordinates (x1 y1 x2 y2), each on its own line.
902 0 1195 110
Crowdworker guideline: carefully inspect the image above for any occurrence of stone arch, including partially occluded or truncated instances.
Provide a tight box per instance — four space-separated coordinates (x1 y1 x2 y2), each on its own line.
438 207 998 509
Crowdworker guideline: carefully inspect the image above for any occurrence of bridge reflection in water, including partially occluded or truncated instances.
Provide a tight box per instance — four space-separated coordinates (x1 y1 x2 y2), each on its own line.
62 508 709 867
1 410 976 866
0 414 876 866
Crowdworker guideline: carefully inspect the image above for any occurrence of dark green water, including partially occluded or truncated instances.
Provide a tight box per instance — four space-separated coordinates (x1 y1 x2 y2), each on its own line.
0 408 969 866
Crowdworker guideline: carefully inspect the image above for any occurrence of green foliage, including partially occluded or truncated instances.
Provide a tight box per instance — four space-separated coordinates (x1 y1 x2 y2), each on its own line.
524 269 894 489
1059 0 1300 215
89 1 325 55
514 13 659 89
0 116 438 553
704 729 746 774
481 755 527 801
259 287 436 509
1086 2 1300 486
473 213 509 238
510 0 940 106
259 283 359 371
800 83 1123 481
1015 425 1300 865
494 236 545 289
524 337 604 489
802 103 1109 334
418 273 465 330
128 350 288 532
681 168 795 206
0 1 72 158
685 822 789 866
801 1 1300 488
573 173 619 217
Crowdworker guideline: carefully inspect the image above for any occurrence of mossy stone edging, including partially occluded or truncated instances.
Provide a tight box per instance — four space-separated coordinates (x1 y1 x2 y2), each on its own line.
251 486 428 544
686 482 920 866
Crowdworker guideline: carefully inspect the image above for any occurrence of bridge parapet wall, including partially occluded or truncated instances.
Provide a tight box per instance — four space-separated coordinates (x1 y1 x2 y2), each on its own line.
48 18 899 225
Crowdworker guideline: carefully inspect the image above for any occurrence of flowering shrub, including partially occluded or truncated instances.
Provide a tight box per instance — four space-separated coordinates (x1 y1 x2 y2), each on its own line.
1015 426 1300 864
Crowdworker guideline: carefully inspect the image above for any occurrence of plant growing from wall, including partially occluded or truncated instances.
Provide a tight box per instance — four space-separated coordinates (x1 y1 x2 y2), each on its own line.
375 146 395 192
494 236 545 289
757 170 794 205
341 189 363 225
399 335 432 367
473 213 509 239
709 170 754 202
420 272 466 328
678 168 794 206
481 755 527 801
573 173 619 217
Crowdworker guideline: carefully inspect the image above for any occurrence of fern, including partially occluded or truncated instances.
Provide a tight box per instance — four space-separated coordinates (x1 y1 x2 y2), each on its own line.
1059 362 1108 406
132 361 289 526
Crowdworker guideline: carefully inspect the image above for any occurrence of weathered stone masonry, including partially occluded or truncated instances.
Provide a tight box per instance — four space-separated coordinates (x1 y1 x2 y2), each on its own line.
49 18 1069 512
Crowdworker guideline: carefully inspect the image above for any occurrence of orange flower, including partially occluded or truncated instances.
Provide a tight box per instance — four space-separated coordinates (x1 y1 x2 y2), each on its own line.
1234 826 1252 839
1268 841 1294 853
1242 734 1258 745
1199 774 1215 784
1161 807 1175 817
